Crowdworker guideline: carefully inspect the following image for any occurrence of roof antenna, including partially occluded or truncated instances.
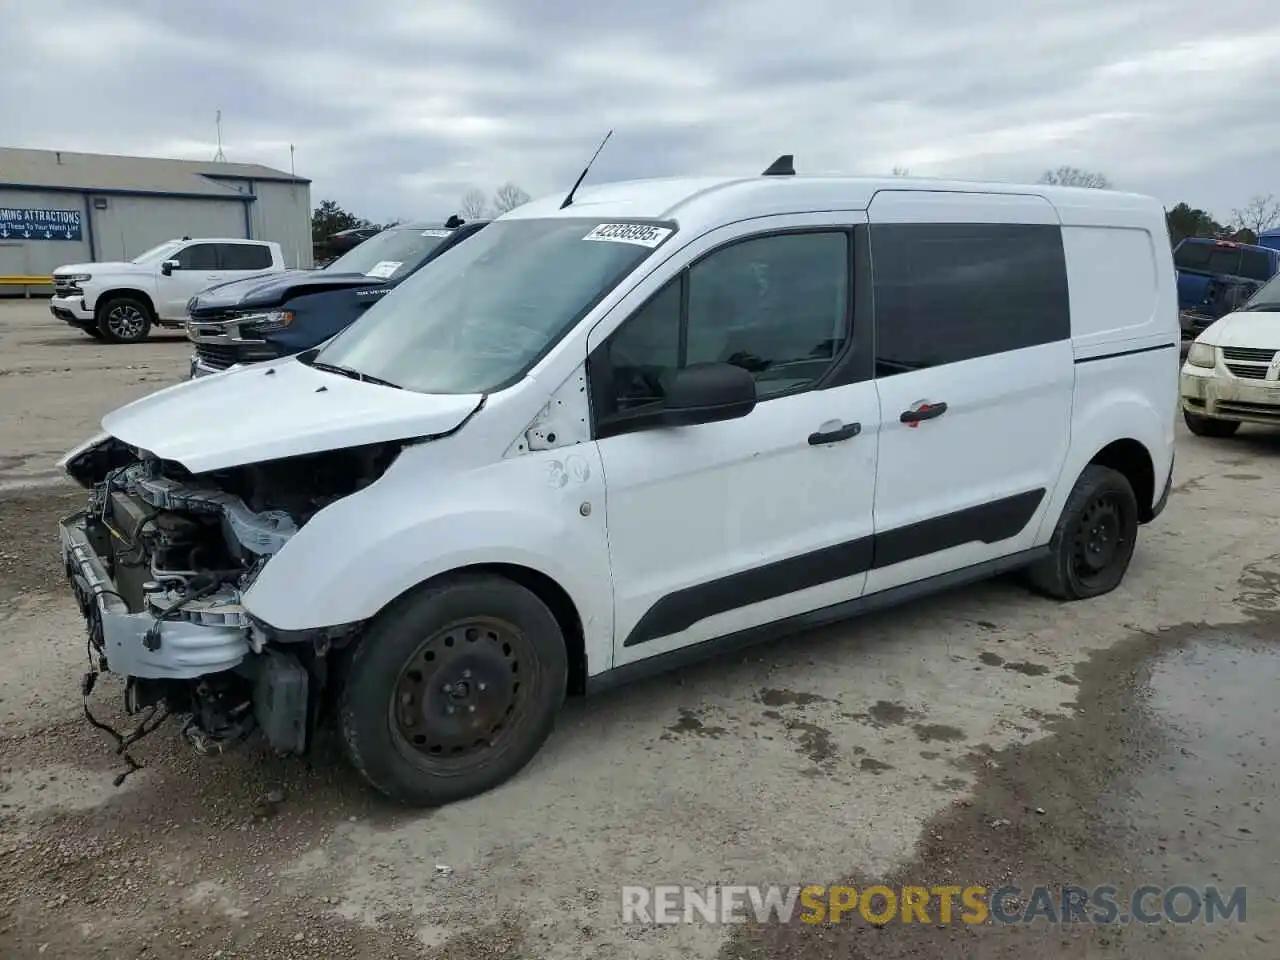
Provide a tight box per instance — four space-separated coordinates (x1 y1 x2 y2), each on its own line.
560 130 613 210
762 154 794 176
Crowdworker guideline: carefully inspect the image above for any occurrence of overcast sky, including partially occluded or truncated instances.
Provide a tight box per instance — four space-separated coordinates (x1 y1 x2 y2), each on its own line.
4 0 1276 224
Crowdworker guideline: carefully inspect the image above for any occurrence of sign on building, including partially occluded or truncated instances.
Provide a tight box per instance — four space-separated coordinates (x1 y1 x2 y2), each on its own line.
0 208 83 242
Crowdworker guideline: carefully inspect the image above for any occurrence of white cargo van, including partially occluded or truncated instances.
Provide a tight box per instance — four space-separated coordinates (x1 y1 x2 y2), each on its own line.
57 165 1178 805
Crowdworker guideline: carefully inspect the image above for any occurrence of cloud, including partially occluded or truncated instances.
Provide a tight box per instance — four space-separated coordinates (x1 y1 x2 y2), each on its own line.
2 0 1277 222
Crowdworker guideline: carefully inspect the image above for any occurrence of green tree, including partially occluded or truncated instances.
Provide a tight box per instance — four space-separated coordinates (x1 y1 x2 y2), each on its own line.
1165 202 1226 246
311 200 376 242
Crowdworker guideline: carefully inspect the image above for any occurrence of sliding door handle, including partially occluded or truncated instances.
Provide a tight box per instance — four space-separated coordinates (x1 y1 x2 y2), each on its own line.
808 422 862 445
900 401 948 425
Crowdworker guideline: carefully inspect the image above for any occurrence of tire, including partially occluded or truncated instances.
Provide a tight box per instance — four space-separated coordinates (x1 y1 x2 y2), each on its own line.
95 296 153 344
1025 465 1139 601
1183 411 1239 438
339 573 568 806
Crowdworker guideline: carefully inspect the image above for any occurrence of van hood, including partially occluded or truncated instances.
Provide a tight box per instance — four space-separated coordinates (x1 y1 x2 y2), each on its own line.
189 270 382 316
101 357 483 474
1199 309 1280 350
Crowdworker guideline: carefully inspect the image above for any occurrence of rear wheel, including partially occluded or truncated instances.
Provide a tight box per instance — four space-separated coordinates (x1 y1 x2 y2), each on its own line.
96 296 153 343
1183 411 1239 438
1026 465 1139 601
339 573 568 806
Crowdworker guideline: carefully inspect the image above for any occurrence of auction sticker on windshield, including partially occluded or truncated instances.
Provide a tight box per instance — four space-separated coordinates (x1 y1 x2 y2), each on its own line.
365 260 402 279
583 223 673 248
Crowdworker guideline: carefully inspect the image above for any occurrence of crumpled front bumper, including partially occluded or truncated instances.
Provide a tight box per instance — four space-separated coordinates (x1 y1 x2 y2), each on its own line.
59 510 250 680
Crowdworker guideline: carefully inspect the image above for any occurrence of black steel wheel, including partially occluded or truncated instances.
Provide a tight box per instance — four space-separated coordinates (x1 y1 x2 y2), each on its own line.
96 295 154 344
390 616 537 773
1026 465 1139 601
340 573 568 806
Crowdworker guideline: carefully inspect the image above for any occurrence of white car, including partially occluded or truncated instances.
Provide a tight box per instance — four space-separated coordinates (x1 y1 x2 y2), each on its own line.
50 238 286 343
1180 272 1280 436
57 166 1177 805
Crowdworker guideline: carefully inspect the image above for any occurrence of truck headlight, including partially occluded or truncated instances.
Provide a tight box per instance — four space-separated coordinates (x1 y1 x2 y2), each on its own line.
1187 342 1216 368
239 310 294 335
61 273 92 283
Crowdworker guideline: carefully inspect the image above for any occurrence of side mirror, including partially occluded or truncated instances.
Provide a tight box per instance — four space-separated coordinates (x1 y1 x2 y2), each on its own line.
160 260 179 276
660 362 756 427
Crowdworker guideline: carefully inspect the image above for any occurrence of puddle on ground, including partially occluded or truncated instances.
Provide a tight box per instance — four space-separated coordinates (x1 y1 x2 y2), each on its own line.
1120 639 1279 944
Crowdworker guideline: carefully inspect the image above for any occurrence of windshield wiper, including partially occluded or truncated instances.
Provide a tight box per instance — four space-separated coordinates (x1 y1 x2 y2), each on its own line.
308 360 402 389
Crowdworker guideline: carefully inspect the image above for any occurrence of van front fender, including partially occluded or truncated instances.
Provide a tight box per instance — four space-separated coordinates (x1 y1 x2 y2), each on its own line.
242 454 613 671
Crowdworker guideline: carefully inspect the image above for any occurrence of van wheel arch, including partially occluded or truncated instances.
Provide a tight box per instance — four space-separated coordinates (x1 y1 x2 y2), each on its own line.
1085 438 1155 523
345 563 587 696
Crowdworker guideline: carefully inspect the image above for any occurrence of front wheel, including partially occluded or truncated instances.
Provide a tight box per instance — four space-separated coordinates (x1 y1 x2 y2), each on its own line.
1026 465 1139 601
96 296 153 343
339 573 568 806
1183 411 1239 438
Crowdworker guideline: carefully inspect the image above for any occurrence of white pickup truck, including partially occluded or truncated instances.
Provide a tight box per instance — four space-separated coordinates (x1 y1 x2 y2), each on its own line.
50 238 286 343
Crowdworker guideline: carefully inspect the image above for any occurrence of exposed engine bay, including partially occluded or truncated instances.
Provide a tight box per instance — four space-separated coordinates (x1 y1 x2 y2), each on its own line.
59 436 403 775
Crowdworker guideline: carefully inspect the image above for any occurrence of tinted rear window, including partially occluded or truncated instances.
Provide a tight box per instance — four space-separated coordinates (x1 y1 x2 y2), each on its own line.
1238 248 1273 282
871 222 1070 374
1175 241 1242 276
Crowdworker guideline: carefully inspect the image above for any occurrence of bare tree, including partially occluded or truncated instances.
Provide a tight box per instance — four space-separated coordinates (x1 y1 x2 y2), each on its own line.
891 166 911 177
1231 193 1280 236
459 189 489 220
492 182 532 214
1038 166 1111 189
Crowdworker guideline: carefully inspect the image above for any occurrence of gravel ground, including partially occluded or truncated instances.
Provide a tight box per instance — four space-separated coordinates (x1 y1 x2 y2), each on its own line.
1 299 1278 958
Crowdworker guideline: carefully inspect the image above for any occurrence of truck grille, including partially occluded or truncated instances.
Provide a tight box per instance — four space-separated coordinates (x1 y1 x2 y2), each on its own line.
1221 347 1277 363
53 279 82 296
1221 346 1276 381
194 343 241 370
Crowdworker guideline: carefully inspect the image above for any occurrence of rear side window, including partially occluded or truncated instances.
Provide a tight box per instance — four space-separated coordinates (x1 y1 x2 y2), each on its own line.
871 223 1070 375
1238 248 1273 282
1174 241 1242 276
218 243 273 270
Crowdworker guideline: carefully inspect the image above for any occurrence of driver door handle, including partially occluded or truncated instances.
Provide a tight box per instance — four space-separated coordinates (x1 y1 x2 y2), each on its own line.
808 421 862 445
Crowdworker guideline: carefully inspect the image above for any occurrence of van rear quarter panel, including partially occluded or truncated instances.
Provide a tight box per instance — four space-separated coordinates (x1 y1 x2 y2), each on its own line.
1038 210 1178 539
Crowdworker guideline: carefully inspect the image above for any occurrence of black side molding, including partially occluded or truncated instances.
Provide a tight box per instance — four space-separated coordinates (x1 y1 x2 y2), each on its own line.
624 536 873 647
589 547 1050 696
622 489 1045 648
1074 342 1177 364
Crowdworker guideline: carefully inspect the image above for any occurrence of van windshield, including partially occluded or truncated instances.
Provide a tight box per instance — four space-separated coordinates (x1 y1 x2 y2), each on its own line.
1241 273 1280 312
325 226 453 280
310 218 675 394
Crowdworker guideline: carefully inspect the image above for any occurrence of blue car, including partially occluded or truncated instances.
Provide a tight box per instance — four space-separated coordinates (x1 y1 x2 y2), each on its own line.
1174 237 1280 340
186 218 488 377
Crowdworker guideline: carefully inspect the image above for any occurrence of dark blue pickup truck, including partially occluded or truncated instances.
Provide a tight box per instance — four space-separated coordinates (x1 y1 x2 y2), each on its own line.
1175 236 1280 340
186 218 488 377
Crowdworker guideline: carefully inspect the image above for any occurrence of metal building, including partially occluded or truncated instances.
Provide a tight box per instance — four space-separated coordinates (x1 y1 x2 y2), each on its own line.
0 147 313 278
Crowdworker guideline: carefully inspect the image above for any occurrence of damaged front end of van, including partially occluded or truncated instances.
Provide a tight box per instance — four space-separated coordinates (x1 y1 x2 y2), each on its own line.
55 359 484 776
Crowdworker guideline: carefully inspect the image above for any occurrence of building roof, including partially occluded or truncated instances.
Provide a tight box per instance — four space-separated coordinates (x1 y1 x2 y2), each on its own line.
507 174 1161 235
0 146 310 198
